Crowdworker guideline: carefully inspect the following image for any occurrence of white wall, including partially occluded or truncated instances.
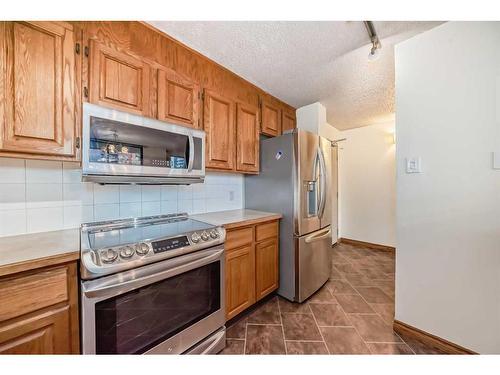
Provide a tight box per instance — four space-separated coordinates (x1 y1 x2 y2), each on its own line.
338 121 396 247
0 158 244 237
395 22 500 353
297 102 396 246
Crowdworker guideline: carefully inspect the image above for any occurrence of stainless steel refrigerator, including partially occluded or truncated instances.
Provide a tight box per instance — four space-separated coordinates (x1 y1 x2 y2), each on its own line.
245 129 338 302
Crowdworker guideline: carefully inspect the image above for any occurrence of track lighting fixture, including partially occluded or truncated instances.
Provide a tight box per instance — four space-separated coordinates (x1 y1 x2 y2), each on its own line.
364 21 382 61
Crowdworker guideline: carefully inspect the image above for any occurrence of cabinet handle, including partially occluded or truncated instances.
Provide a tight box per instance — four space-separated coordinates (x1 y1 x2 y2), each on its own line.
83 87 88 98
75 43 80 54
75 137 81 149
84 46 89 57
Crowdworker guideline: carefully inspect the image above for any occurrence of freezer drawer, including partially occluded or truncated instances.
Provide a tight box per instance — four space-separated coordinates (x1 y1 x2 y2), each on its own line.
295 226 332 302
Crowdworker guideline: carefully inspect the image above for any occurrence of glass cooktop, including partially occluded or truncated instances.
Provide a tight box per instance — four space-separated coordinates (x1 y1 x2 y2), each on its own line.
86 216 214 250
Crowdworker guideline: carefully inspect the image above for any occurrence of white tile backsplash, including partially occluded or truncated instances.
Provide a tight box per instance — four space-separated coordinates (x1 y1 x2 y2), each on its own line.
0 157 244 236
0 158 25 183
27 207 64 232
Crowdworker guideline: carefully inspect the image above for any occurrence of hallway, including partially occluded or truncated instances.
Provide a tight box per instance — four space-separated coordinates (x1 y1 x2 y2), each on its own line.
222 242 445 354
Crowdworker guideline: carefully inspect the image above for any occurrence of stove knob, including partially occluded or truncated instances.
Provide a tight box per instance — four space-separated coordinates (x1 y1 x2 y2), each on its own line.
201 231 209 241
191 233 201 243
120 246 135 259
136 243 150 256
101 248 118 263
209 229 219 239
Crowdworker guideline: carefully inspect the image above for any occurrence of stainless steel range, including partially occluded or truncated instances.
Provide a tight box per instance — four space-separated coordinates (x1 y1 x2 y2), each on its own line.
79 213 226 355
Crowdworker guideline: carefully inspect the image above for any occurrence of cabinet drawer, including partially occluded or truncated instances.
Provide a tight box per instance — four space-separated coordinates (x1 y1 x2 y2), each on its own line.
0 267 69 322
256 221 279 242
225 227 254 250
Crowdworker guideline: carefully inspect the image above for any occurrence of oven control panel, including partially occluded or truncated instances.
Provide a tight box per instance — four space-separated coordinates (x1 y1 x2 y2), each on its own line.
152 236 190 253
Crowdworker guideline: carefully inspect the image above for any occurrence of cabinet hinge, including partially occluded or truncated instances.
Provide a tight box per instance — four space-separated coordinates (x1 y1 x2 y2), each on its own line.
201 91 205 101
84 46 89 57
83 87 89 98
75 137 81 149
75 43 81 55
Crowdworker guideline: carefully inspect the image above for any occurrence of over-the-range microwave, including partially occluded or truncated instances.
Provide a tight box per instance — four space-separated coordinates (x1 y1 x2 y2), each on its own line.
82 103 205 185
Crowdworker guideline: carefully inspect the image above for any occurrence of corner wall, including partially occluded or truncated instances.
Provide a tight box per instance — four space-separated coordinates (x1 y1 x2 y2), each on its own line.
338 121 396 247
395 22 500 353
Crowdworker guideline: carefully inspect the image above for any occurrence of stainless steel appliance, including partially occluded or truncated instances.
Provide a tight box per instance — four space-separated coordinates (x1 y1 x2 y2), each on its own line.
82 103 205 185
80 214 226 354
245 129 337 302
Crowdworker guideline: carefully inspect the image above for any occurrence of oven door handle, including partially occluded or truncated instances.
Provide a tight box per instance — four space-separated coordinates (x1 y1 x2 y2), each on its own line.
83 247 224 299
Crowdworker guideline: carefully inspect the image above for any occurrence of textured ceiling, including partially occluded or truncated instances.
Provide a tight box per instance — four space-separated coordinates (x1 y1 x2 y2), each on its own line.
148 21 442 129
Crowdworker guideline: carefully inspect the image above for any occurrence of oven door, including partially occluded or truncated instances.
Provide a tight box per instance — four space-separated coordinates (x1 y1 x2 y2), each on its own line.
81 246 224 354
82 103 205 184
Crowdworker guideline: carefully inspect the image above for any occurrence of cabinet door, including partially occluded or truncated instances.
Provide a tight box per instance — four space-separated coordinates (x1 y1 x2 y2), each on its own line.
236 103 259 173
255 238 279 301
225 245 255 320
157 67 200 128
89 40 151 116
282 110 296 133
260 98 281 137
203 89 235 170
0 21 77 157
0 306 72 354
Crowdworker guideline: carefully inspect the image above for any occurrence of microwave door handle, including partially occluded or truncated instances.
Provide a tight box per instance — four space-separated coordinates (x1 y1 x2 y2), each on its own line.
187 134 194 172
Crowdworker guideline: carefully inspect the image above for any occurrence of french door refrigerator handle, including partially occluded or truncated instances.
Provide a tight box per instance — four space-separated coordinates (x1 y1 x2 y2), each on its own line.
317 147 327 218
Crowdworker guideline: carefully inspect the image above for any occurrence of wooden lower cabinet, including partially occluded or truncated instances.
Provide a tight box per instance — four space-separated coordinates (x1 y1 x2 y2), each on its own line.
0 262 79 354
255 238 279 300
225 220 279 320
225 244 255 319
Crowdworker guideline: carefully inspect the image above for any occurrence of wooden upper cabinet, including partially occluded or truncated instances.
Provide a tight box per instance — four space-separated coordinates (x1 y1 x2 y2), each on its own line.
236 103 259 173
260 98 281 137
157 67 200 128
0 21 78 158
203 89 235 170
282 109 297 133
89 40 151 116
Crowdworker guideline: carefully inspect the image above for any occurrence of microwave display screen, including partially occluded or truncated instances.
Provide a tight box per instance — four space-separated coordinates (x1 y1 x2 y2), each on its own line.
89 116 190 169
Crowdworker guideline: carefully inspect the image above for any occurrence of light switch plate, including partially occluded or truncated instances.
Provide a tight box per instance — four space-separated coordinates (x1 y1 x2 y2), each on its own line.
493 152 500 169
406 157 422 173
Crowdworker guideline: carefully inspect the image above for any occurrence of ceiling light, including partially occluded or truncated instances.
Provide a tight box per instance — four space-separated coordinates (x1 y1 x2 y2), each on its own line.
364 21 382 61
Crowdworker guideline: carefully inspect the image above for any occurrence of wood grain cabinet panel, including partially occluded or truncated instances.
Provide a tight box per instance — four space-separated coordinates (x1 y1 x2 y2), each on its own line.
89 40 151 116
282 109 296 132
0 21 78 158
224 220 280 320
225 244 255 320
0 306 71 354
236 103 259 173
260 98 281 137
255 238 279 301
203 89 235 170
157 67 200 128
0 262 79 354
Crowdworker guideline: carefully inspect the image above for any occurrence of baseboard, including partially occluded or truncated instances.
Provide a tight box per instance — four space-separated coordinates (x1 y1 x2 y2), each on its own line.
393 320 476 354
339 237 395 253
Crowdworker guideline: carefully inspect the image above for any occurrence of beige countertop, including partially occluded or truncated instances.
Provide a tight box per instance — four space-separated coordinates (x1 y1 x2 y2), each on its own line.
0 209 281 277
0 229 80 277
192 209 282 229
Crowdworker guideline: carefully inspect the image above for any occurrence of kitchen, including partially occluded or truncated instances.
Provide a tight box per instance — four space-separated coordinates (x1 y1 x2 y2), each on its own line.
1 1 499 371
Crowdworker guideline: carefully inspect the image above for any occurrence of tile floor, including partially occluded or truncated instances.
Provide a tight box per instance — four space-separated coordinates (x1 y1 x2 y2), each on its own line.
221 242 446 355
